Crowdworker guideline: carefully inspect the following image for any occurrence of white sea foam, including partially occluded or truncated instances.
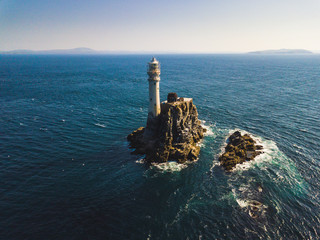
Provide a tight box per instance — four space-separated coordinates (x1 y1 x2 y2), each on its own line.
232 189 248 208
135 158 145 164
232 189 267 218
135 155 198 172
293 144 303 149
204 127 215 137
200 120 216 137
151 161 189 172
210 161 221 171
236 197 249 208
94 123 106 128
299 128 308 132
200 121 219 152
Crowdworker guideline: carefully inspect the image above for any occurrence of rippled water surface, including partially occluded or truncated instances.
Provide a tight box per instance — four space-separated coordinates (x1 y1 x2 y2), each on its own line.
0 54 320 239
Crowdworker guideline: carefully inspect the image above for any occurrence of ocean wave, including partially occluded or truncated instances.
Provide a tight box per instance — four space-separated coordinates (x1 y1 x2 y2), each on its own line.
150 161 189 172
135 157 145 164
210 161 221 171
299 128 308 133
94 123 107 128
201 120 217 137
169 193 196 226
231 182 268 219
293 143 303 149
238 200 267 219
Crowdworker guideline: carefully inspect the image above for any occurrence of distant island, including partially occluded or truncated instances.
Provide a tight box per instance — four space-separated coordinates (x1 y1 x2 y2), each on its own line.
0 48 147 55
0 48 178 55
248 49 313 55
0 48 98 55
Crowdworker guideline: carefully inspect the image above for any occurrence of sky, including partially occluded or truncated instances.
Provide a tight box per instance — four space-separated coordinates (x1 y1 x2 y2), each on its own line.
0 0 320 52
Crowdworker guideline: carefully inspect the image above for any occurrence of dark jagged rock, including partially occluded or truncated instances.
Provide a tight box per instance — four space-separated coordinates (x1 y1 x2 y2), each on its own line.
127 127 145 154
128 98 205 163
219 131 263 171
167 92 178 103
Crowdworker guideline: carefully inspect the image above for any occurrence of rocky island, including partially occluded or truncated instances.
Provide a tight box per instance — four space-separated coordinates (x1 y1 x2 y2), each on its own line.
219 131 263 171
128 93 205 163
127 58 205 163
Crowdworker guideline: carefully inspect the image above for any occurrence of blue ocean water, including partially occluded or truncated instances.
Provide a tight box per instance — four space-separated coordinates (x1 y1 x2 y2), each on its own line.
0 54 319 239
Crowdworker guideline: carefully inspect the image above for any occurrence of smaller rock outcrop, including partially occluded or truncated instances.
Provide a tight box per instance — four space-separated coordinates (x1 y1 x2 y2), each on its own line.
219 131 263 171
127 127 145 154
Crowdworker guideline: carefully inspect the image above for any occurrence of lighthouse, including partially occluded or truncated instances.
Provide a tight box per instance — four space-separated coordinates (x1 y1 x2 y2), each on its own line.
147 57 161 118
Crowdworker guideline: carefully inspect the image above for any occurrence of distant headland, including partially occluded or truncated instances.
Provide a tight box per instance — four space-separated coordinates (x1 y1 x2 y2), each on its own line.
248 49 313 55
0 48 97 55
0 48 156 55
0 48 179 55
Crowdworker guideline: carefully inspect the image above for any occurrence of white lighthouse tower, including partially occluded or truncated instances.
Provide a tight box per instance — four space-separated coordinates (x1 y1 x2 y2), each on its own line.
147 57 161 118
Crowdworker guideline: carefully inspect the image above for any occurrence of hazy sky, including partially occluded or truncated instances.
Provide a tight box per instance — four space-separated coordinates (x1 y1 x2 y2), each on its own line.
1 0 320 52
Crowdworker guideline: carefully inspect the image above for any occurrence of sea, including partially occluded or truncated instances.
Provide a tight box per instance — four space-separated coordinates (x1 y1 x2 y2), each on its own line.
0 54 319 240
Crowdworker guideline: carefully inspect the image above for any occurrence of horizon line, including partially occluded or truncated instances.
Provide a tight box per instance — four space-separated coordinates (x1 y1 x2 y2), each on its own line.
0 47 319 55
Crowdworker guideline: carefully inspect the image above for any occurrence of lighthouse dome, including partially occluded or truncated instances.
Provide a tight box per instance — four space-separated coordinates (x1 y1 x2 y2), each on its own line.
149 57 159 64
